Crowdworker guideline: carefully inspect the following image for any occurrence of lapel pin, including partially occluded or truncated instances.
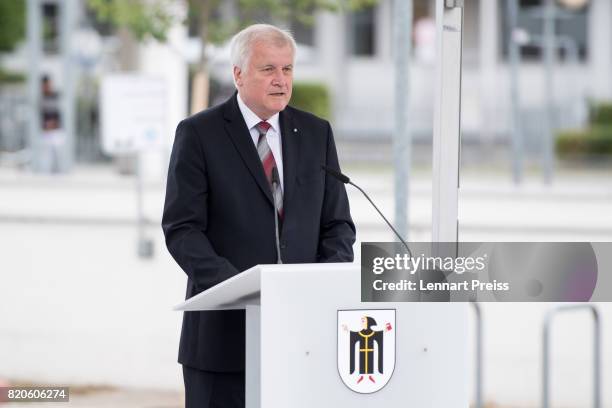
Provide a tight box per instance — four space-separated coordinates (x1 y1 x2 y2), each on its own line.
293 128 297 133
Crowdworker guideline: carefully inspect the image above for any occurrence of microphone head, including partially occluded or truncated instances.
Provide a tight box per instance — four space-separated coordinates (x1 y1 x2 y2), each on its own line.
320 165 350 184
271 166 280 185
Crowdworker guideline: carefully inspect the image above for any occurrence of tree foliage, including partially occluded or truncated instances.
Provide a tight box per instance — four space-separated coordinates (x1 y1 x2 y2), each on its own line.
189 0 379 44
0 0 26 52
88 0 379 44
236 0 378 26
86 0 175 42
86 0 379 110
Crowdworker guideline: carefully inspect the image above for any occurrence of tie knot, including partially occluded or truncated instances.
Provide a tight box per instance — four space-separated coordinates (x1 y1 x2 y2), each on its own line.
256 121 271 134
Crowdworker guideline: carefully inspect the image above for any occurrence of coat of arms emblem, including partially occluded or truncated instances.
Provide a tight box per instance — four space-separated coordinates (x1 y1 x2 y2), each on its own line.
337 309 396 393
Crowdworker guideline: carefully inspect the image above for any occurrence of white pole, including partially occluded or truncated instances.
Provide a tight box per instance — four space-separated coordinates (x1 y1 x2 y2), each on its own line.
507 0 524 184
393 0 413 240
432 0 463 243
26 0 42 171
542 0 556 184
60 0 77 171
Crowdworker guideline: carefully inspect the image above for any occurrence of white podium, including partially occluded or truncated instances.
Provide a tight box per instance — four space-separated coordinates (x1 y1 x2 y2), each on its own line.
175 263 468 407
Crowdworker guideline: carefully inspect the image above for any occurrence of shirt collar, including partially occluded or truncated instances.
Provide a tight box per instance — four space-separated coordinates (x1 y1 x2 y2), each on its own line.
237 93 280 135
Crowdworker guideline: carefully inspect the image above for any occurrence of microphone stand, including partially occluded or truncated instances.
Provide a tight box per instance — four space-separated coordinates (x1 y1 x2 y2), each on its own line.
321 165 413 259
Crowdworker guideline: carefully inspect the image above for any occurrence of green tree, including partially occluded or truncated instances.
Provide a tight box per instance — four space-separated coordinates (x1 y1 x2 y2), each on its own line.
0 0 26 52
0 0 26 83
187 0 377 113
86 0 174 42
88 0 378 112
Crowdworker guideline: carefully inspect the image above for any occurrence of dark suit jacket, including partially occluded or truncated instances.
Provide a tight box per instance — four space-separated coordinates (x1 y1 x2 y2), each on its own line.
162 93 355 372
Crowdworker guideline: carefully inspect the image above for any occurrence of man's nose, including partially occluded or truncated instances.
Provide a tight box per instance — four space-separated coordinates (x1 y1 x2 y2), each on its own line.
271 69 286 86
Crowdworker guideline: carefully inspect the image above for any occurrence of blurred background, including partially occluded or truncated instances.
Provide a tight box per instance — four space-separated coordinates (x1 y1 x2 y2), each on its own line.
1 0 611 406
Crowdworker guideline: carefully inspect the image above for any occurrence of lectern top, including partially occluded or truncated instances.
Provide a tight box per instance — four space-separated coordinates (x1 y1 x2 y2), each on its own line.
174 263 356 311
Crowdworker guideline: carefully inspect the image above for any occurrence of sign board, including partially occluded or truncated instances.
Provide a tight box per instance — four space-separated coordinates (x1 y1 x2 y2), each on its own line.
100 74 168 155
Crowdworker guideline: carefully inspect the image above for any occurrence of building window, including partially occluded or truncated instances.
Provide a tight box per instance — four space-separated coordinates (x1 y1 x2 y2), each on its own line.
499 0 589 61
42 2 60 54
349 6 376 56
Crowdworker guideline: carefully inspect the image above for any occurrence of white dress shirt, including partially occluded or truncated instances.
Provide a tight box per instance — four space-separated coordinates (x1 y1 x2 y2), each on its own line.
236 93 284 191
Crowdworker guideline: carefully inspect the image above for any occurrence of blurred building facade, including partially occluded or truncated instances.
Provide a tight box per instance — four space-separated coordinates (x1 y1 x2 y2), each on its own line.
205 0 609 147
2 0 610 165
315 0 608 144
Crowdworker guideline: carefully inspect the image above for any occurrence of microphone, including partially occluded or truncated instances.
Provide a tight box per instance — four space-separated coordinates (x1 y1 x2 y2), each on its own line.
321 165 350 184
271 167 283 264
321 165 413 258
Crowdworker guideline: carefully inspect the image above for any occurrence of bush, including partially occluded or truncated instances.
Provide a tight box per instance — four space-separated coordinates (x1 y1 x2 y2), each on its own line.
290 82 331 120
556 126 612 157
0 69 25 84
589 102 612 126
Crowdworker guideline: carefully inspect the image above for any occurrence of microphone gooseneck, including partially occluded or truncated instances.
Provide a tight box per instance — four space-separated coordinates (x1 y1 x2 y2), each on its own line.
320 165 350 184
271 167 283 264
321 165 413 258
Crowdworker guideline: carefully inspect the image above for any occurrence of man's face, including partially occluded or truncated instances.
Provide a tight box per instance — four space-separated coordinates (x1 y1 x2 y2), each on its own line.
234 41 294 120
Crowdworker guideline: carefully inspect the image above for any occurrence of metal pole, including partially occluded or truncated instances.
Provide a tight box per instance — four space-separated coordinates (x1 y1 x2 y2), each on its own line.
136 152 144 251
432 0 463 242
556 35 580 128
470 301 483 408
542 304 601 408
136 150 153 259
136 152 153 258
393 0 412 240
526 32 581 130
593 307 601 408
542 310 551 408
507 0 523 184
26 0 42 171
542 0 556 184
60 0 76 171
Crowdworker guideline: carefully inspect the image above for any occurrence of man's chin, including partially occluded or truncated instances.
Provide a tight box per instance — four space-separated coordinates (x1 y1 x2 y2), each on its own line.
266 101 288 114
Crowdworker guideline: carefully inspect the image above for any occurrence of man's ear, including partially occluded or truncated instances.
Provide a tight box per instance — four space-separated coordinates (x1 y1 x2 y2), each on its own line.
233 66 243 87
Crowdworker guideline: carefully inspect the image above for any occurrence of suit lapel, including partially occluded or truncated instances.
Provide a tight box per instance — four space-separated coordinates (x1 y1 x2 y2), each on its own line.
223 94 274 206
280 108 299 212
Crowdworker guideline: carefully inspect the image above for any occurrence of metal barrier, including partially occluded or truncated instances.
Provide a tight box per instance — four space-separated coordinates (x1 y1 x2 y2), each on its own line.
470 301 483 408
542 304 601 408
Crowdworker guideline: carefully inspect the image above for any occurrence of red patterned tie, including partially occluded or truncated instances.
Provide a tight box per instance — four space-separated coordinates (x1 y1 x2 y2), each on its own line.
255 121 283 218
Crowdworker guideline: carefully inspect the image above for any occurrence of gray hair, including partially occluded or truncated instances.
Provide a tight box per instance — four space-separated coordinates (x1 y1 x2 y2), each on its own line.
230 24 297 72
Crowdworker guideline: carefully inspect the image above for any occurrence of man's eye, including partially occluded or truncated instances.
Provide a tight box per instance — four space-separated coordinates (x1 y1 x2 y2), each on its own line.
263 67 273 72
283 67 292 73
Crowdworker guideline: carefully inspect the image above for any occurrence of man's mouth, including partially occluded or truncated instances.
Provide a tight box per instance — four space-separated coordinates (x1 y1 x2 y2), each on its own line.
269 92 285 96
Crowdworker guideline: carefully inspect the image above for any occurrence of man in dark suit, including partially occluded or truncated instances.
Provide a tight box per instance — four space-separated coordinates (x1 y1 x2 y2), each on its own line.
162 23 355 408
